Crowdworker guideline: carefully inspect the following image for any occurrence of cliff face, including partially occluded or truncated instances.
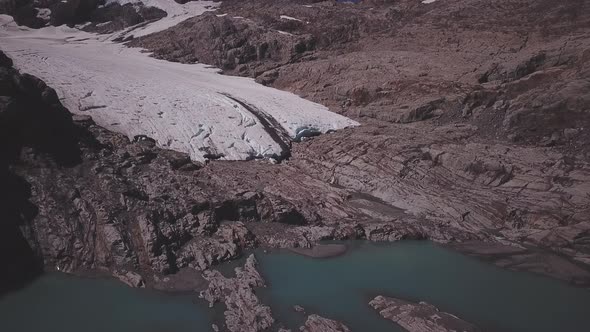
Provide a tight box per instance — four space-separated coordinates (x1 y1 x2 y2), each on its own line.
0 51 372 290
0 50 79 293
0 0 166 30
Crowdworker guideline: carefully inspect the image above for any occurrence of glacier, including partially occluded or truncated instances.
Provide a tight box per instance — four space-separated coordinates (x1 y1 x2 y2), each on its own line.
0 8 358 163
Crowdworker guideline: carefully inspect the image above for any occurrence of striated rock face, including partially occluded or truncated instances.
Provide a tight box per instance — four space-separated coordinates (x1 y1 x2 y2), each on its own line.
132 0 590 284
200 254 274 332
0 51 359 289
369 295 482 332
2 0 590 293
82 3 167 34
0 49 78 293
129 10 315 73
176 222 258 271
300 314 351 332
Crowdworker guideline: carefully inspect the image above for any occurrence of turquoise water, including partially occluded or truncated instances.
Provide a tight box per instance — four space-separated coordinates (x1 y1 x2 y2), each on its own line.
257 241 590 332
2 242 589 332
0 273 211 332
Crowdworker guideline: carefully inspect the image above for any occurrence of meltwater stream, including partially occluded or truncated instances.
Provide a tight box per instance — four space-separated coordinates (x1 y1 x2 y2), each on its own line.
1 241 589 332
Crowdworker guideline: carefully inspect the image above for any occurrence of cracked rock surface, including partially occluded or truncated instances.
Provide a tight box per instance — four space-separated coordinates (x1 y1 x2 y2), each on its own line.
369 295 482 332
131 0 590 284
200 254 274 332
2 0 590 299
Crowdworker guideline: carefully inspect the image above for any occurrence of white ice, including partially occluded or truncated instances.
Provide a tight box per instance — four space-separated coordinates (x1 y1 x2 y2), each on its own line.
279 15 303 22
0 15 358 162
107 0 219 39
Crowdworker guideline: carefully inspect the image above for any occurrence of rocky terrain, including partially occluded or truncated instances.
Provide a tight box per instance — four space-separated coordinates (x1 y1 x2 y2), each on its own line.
1 0 167 29
200 254 274 332
200 254 352 332
370 295 481 332
1 0 590 330
129 0 590 282
0 47 447 291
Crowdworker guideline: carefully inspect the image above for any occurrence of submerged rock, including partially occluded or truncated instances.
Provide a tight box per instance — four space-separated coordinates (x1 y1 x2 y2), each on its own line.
369 295 482 332
293 304 306 312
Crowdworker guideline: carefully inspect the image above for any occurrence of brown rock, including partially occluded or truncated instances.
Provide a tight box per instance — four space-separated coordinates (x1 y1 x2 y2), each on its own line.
299 314 351 332
113 270 145 288
369 295 482 332
200 254 274 332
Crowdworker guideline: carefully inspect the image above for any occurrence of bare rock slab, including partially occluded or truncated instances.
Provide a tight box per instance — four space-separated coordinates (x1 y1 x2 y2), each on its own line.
200 254 274 332
369 295 482 332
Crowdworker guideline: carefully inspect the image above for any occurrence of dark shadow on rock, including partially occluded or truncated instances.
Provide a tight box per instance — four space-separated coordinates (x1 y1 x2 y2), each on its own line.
0 50 84 296
0 170 43 297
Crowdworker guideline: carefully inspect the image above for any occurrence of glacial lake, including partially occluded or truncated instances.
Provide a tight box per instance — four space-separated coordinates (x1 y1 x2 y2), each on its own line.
257 241 590 332
1 241 589 332
0 273 211 332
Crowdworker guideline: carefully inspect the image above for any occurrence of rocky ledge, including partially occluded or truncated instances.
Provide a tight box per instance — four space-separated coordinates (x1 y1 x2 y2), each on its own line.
369 295 482 332
300 314 351 332
0 0 166 31
200 254 273 332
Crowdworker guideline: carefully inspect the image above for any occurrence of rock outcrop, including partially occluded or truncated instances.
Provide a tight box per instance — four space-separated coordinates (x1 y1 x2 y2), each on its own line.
0 49 78 293
369 295 482 332
0 50 362 290
300 314 351 332
132 0 590 285
0 0 166 30
200 254 274 332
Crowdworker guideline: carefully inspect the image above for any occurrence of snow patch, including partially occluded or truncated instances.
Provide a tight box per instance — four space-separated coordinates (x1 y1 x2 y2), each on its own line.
280 15 302 22
96 21 112 27
75 22 92 29
276 30 294 36
108 0 219 39
421 0 438 3
0 17 359 162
